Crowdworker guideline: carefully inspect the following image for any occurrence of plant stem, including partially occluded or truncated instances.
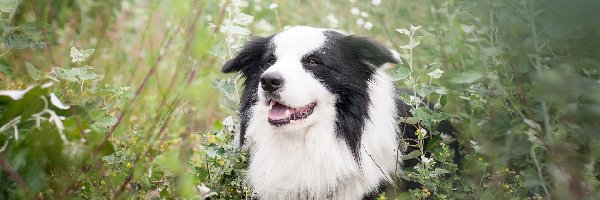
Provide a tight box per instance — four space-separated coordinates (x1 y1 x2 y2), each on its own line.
531 147 551 197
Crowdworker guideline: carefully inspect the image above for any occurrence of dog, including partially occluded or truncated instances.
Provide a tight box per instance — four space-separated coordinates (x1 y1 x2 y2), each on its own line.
222 26 415 199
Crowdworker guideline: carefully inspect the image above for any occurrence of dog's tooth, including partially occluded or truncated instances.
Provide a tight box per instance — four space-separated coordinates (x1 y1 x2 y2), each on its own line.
285 109 290 117
269 100 275 110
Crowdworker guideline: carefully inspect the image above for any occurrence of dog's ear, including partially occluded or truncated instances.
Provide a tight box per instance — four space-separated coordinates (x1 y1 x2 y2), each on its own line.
221 36 270 73
340 35 399 67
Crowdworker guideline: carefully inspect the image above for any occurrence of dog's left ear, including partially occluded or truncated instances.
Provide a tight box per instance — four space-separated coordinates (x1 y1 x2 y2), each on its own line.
221 36 270 73
340 35 399 67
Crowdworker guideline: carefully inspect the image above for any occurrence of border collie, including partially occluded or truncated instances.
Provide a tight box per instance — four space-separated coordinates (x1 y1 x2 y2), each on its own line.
222 26 404 200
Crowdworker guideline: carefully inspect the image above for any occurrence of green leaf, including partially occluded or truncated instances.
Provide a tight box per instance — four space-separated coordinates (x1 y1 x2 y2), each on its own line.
390 67 410 81
212 78 238 102
403 150 422 160
47 66 103 83
2 33 45 50
398 117 420 125
482 47 503 57
434 86 448 95
450 71 482 84
25 62 41 80
0 0 19 12
0 85 47 125
70 47 95 63
209 45 227 60
399 38 421 49
90 109 117 131
417 86 437 97
0 58 14 77
410 107 434 127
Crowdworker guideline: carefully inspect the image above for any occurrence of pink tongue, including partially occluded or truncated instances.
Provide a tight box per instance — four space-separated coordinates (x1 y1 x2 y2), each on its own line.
269 103 290 120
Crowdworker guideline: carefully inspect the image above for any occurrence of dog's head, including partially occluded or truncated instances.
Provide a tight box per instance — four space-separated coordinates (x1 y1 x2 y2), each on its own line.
222 26 398 149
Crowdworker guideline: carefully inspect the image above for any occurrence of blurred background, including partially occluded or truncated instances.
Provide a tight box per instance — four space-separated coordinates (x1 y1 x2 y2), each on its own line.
0 0 599 199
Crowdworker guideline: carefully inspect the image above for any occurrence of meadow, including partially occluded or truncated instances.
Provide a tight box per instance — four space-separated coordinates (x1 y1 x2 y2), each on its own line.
0 0 599 199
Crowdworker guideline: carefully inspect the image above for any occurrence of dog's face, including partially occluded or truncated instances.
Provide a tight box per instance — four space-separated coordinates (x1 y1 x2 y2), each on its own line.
222 26 398 150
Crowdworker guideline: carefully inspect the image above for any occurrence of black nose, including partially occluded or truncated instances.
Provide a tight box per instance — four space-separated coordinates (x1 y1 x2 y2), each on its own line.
260 72 284 92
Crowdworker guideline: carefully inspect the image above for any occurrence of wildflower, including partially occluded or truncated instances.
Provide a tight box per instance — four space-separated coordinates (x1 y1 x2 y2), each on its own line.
326 14 339 28
440 132 452 141
360 11 369 18
198 184 211 197
351 7 360 15
470 140 482 152
268 3 278 10
356 18 365 26
127 162 131 168
371 0 381 6
364 22 373 30
223 115 235 132
421 156 434 166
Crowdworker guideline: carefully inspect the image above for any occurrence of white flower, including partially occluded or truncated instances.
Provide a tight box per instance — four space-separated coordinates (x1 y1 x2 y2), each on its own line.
371 0 381 6
360 11 369 18
268 3 278 10
255 19 274 33
427 69 444 79
421 156 433 164
197 184 210 195
420 128 427 135
254 4 262 11
223 115 235 132
233 13 254 25
364 22 373 30
356 18 365 26
351 7 360 15
231 0 249 8
440 133 452 141
326 14 339 28
470 140 482 152
408 95 421 106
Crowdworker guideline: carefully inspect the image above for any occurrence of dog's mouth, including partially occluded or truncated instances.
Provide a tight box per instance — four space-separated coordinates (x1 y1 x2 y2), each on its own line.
267 100 317 126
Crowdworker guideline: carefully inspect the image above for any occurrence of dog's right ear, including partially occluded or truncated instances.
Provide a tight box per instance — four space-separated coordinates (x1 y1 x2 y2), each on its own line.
221 36 270 73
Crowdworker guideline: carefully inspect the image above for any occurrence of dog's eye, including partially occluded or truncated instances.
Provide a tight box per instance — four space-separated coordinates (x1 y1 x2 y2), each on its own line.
305 58 319 66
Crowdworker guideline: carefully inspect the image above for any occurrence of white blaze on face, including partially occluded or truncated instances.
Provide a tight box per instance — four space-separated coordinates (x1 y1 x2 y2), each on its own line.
256 26 338 131
272 26 327 59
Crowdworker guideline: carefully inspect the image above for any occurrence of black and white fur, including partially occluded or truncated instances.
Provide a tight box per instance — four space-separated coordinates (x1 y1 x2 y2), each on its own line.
222 26 404 200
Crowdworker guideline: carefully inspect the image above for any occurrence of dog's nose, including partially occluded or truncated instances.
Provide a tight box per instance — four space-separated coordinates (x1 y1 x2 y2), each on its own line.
260 72 284 92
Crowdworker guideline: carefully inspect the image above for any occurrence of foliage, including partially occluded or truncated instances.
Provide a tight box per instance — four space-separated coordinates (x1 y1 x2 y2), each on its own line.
0 0 598 199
